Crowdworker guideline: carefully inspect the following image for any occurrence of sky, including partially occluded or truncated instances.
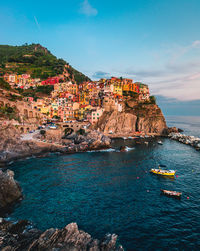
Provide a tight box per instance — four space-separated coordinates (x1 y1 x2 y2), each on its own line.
0 0 200 115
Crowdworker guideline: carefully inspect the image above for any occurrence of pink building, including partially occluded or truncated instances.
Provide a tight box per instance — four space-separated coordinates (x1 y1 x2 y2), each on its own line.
41 77 60 85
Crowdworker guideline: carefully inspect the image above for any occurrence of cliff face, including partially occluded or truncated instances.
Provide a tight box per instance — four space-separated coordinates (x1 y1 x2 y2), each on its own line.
95 100 167 135
131 103 167 135
95 111 137 135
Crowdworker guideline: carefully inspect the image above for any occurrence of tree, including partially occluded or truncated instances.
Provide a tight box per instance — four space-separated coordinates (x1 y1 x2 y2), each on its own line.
40 130 46 138
150 96 156 104
77 128 85 135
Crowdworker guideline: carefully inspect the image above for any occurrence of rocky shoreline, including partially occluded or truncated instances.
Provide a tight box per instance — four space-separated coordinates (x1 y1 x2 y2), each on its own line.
0 219 124 251
169 132 200 150
0 125 111 166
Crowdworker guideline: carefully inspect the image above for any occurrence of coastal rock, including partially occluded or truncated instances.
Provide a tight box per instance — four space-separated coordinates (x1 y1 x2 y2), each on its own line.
120 146 126 152
95 111 137 134
0 170 22 210
164 127 183 135
66 131 111 152
95 103 167 135
0 125 65 164
169 133 200 149
0 221 124 251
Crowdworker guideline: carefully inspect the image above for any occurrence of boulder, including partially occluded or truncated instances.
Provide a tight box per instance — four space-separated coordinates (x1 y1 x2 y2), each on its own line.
0 170 22 210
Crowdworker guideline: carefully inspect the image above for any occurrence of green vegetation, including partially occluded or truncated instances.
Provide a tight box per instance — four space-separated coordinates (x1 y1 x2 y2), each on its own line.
16 85 54 99
40 130 46 137
8 93 22 102
0 105 20 121
149 95 156 104
77 128 86 135
123 91 139 99
0 78 11 90
53 115 61 120
0 43 90 83
35 85 54 95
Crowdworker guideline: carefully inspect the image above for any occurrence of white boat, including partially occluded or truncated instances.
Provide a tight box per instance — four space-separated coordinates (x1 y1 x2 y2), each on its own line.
157 141 163 145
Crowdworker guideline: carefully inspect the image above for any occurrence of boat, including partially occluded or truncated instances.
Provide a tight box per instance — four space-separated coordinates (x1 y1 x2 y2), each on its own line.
150 165 176 177
161 189 182 198
157 141 163 145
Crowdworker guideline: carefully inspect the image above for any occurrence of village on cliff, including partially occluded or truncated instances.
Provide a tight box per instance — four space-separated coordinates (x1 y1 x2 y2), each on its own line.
2 71 151 128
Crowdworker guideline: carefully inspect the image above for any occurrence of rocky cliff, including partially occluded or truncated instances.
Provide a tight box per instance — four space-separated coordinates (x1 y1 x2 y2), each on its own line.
95 99 167 135
0 220 124 251
0 170 22 210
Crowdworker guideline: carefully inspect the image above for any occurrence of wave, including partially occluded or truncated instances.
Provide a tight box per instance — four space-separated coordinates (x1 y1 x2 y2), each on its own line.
88 147 135 153
88 148 119 153
125 147 135 151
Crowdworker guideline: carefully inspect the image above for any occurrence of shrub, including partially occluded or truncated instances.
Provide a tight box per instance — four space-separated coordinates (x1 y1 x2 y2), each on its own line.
77 128 85 135
150 96 156 104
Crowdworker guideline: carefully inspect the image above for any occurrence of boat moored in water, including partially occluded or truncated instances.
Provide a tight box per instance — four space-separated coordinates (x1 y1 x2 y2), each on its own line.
157 141 163 145
161 189 182 198
150 165 176 177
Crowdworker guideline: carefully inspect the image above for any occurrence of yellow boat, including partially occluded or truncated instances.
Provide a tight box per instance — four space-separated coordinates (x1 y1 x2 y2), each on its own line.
150 165 176 177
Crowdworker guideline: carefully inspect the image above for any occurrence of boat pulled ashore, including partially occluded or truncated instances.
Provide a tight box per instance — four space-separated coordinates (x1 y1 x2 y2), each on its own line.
150 165 176 177
161 189 182 198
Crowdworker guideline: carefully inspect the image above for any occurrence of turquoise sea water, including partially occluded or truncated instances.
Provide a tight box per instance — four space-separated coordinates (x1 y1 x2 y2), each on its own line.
7 116 200 250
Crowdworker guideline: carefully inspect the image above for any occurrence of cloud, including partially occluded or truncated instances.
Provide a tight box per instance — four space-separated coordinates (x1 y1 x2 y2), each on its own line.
168 40 200 64
80 0 98 16
114 40 200 101
192 40 200 48
34 16 40 31
92 71 110 79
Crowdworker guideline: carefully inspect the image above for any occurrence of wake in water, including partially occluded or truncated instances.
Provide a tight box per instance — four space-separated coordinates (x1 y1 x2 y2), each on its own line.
88 148 118 152
125 147 135 151
88 147 135 153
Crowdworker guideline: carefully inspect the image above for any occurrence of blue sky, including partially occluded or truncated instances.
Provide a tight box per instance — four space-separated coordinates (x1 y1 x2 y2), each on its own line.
1 0 200 115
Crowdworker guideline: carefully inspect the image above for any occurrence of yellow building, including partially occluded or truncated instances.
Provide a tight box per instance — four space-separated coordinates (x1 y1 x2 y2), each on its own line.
41 106 50 115
113 82 123 96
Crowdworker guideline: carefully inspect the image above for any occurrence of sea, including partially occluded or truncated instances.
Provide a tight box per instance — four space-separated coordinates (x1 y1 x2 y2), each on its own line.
6 116 200 250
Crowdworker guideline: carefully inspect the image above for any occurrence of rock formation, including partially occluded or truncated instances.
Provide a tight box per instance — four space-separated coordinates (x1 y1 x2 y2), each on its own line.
96 100 167 135
96 111 137 135
0 125 111 163
65 130 111 152
0 220 124 251
0 170 22 210
0 125 65 164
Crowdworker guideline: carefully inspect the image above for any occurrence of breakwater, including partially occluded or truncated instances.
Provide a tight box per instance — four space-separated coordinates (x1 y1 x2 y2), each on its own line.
169 133 200 150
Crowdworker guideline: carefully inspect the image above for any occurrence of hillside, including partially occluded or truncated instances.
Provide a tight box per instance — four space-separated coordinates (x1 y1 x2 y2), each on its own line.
0 43 90 83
